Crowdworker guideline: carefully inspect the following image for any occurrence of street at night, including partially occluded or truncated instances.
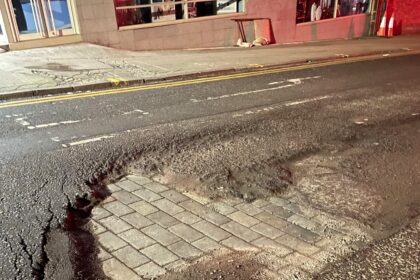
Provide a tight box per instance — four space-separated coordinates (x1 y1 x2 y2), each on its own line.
0 53 419 279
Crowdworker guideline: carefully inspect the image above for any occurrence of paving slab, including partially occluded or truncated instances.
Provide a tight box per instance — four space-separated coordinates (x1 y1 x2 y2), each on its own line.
113 246 149 268
103 201 134 217
102 258 142 280
140 244 179 266
142 224 181 246
128 201 159 216
119 229 156 250
168 241 203 259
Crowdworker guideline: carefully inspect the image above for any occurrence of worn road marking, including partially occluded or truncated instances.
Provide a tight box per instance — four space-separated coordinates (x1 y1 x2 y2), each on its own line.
62 134 116 148
268 81 286 85
27 120 83 130
0 53 414 110
122 109 149 116
232 95 332 118
15 117 30 127
190 76 320 103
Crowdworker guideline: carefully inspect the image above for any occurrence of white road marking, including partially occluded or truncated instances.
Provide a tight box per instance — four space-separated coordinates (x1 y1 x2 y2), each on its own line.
232 95 332 118
268 81 286 85
122 109 149 116
34 122 59 129
62 135 115 147
15 117 30 126
191 76 321 103
29 119 83 130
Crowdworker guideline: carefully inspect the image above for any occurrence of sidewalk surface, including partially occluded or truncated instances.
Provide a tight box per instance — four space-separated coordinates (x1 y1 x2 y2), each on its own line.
1 36 420 99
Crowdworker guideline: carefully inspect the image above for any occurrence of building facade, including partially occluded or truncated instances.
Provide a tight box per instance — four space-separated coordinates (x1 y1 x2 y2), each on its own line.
0 0 419 51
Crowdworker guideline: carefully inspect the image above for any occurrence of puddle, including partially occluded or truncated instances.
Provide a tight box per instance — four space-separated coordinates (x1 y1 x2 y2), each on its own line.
26 63 75 72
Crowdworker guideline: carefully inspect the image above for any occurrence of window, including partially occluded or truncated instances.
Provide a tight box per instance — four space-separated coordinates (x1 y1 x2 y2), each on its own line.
337 0 370 17
296 0 370 24
115 0 245 27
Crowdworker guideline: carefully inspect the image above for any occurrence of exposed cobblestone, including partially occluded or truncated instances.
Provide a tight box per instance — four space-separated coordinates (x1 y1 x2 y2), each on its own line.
93 174 371 279
128 201 158 216
141 244 179 266
103 201 135 217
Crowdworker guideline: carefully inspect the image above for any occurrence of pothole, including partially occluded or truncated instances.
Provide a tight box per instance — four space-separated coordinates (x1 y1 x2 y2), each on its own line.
88 174 372 280
145 160 293 203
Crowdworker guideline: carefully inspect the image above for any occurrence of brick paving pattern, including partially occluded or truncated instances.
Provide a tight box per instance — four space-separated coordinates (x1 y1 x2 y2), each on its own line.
90 174 370 279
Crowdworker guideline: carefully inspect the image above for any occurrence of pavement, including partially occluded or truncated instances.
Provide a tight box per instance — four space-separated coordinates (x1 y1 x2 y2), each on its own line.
1 35 420 100
93 174 369 280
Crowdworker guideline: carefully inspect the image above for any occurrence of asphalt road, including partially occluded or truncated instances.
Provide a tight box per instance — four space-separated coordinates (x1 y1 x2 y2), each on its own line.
0 54 419 279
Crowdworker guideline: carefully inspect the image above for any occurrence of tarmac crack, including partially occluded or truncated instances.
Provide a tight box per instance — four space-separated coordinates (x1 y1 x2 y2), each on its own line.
18 234 35 272
3 236 19 279
60 175 72 207
35 201 54 280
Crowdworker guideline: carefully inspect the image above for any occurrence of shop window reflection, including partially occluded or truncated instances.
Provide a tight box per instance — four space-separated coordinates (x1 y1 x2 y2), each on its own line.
296 0 370 24
115 0 244 27
337 0 370 17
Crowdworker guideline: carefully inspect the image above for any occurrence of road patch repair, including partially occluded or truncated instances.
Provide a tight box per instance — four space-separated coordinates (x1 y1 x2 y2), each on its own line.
89 174 371 279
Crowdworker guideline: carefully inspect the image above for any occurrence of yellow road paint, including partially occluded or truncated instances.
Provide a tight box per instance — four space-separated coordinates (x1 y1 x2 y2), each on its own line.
249 64 265 68
0 54 406 109
107 77 129 86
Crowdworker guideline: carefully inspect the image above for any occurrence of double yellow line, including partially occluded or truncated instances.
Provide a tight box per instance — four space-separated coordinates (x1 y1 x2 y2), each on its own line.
0 55 390 109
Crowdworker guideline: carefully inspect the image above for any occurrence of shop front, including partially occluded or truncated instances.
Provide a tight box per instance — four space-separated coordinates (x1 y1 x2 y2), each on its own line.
0 0 81 50
76 0 375 51
3 0 420 51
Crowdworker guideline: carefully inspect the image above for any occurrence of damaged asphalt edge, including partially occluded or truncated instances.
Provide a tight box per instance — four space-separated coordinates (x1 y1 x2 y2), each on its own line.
2 48 420 102
59 154 137 280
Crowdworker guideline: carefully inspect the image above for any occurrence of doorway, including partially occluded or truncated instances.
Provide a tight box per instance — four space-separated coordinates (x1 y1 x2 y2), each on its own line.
8 0 77 41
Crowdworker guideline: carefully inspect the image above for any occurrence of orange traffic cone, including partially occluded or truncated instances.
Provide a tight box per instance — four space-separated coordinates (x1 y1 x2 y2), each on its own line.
377 11 387 37
388 12 395 37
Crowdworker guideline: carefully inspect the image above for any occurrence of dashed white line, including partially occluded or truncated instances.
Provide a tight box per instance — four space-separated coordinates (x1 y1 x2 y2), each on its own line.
62 135 115 147
28 120 83 130
232 95 332 118
190 76 321 103
122 109 150 116
15 118 30 126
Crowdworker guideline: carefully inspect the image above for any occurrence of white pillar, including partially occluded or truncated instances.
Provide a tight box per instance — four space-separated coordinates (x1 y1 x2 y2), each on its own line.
0 0 17 43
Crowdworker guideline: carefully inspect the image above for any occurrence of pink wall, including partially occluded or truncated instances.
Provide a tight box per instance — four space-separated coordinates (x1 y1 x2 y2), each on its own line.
394 0 420 34
246 1 297 43
294 14 370 42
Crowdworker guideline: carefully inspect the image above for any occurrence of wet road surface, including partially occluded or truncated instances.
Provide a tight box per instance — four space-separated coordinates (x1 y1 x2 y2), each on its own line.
0 54 419 279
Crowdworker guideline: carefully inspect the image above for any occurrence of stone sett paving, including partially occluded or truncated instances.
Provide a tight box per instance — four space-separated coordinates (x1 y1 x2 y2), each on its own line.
89 174 372 280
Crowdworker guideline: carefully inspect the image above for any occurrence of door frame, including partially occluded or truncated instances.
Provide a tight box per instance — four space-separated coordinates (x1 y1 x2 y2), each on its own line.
5 0 78 42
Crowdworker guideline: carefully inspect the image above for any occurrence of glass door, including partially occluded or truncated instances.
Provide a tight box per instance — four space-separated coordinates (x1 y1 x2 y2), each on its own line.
9 0 46 40
8 0 76 41
42 0 76 37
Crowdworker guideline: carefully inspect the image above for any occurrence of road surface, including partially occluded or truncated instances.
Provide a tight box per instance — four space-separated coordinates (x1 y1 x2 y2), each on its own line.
0 54 419 279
